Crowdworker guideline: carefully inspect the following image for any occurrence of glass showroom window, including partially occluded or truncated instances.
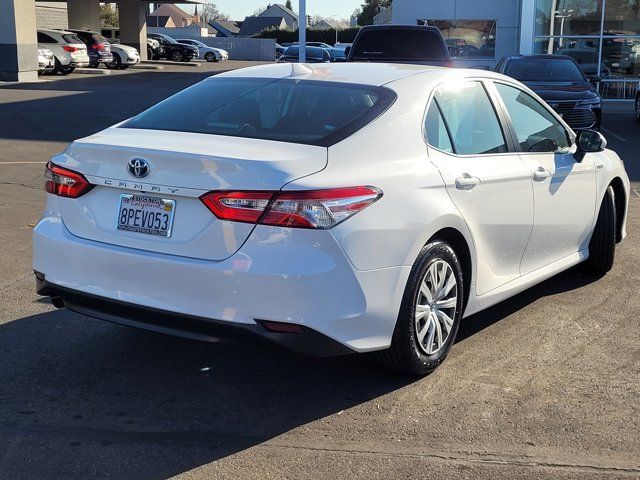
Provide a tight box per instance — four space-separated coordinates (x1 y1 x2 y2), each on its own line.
422 20 497 59
533 0 640 100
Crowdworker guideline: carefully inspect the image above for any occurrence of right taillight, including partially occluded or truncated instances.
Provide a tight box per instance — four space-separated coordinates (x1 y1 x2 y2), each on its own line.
62 45 78 53
200 186 382 229
44 162 93 198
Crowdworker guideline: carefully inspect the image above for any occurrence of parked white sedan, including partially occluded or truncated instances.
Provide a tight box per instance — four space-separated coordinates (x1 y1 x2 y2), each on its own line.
176 39 228 62
106 43 140 69
33 63 629 375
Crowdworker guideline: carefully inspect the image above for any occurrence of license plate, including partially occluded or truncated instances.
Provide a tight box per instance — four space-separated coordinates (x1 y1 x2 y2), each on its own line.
117 194 175 237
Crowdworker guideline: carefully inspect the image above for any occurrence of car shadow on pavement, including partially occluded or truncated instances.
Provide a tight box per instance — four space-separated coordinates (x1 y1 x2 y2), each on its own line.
457 265 597 342
0 266 602 479
0 306 410 479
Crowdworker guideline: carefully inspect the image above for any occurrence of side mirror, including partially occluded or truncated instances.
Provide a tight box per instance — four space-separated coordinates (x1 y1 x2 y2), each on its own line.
587 75 602 84
344 45 351 59
575 129 606 162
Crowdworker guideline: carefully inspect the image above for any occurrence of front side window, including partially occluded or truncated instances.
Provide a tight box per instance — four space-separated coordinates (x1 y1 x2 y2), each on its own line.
495 83 571 153
122 77 396 147
432 81 507 155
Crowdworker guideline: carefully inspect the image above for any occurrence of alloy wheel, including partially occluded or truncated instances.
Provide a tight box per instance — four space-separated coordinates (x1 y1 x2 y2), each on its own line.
414 260 458 355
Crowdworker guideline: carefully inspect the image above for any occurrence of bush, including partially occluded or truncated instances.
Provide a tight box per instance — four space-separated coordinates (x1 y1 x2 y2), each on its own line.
254 27 361 45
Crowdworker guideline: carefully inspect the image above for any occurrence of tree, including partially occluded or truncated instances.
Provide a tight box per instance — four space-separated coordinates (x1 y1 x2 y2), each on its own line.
286 0 293 11
252 6 267 16
202 2 229 22
100 3 118 28
357 0 391 26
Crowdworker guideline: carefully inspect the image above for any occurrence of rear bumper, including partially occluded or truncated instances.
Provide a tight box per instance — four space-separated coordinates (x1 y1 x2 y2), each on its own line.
36 278 353 357
33 213 410 354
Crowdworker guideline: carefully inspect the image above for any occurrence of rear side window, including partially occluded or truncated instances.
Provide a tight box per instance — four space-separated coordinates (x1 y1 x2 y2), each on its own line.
432 81 507 155
37 32 56 43
121 77 396 147
424 101 454 153
351 29 448 61
62 34 83 44
495 83 571 152
93 34 108 44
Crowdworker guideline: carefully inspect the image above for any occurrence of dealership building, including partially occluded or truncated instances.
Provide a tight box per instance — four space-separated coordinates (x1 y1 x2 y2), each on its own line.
393 0 640 100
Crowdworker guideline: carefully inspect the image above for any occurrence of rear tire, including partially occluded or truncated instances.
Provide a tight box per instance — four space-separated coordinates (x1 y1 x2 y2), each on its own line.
376 241 464 376
583 186 616 275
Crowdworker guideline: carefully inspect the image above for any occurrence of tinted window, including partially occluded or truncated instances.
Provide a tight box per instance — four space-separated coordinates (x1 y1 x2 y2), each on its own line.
283 46 325 59
122 77 396 147
37 32 55 43
62 34 83 44
495 83 571 153
351 29 448 61
504 58 586 82
424 101 454 153
93 34 108 43
434 81 507 155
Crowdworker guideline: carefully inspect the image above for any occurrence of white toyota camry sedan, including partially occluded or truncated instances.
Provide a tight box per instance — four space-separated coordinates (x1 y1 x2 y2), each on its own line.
33 63 630 376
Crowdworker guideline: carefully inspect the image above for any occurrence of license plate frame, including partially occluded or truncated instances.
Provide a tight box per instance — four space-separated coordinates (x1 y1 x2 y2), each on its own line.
116 194 176 238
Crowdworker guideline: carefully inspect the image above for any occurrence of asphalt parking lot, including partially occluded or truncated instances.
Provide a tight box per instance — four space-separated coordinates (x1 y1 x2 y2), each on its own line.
0 62 639 479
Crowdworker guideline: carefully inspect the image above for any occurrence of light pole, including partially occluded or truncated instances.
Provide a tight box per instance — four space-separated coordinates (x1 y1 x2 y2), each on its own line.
299 0 306 62
329 15 340 45
554 9 574 48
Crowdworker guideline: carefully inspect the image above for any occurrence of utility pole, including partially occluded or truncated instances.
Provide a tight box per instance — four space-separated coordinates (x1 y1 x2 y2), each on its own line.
299 0 306 62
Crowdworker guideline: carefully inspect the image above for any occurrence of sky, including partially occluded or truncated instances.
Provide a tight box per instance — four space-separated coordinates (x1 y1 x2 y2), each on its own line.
183 1 362 22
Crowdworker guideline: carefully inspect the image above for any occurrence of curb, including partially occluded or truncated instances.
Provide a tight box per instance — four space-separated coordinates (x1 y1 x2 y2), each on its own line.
74 68 111 75
141 60 201 67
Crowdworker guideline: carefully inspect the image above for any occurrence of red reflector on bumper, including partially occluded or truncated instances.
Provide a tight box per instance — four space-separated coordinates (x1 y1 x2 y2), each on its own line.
259 320 305 334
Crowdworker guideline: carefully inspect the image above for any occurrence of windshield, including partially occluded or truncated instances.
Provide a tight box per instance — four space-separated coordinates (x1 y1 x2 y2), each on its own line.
62 34 83 45
505 58 586 82
121 77 396 147
351 29 449 61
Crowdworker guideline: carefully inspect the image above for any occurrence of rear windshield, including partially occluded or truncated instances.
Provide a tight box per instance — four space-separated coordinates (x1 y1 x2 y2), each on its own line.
351 29 448 61
62 34 83 44
505 59 586 82
121 77 396 146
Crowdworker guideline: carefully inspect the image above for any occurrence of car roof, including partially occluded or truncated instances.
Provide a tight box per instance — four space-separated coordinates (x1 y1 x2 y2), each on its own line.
38 28 76 35
215 62 507 87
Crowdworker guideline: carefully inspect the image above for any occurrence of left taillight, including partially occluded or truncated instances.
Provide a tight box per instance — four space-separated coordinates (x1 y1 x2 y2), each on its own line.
44 162 93 198
200 186 382 229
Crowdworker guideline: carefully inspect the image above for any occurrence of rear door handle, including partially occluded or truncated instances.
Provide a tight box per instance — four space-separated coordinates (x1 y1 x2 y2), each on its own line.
455 174 481 190
533 167 551 181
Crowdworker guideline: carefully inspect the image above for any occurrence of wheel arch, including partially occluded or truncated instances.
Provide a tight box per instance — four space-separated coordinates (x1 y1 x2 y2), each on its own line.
427 227 473 313
609 176 626 243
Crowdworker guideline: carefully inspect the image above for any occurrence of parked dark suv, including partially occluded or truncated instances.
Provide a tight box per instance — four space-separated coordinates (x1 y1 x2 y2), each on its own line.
346 25 452 67
66 29 113 68
147 33 198 62
496 54 602 130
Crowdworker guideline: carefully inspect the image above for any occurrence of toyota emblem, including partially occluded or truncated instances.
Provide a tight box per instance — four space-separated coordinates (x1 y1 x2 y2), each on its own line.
128 158 150 178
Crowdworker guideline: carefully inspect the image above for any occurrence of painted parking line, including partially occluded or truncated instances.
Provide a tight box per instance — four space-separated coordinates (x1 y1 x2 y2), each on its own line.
0 161 47 165
602 128 627 143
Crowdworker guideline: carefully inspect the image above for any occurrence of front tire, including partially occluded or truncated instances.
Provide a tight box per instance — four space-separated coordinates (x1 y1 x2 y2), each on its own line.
205 52 216 62
376 241 464 376
171 51 183 62
106 53 121 70
584 186 616 275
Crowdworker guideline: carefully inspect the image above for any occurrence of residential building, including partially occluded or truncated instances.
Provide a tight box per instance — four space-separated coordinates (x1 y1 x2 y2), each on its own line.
146 15 176 28
373 5 393 25
209 19 243 37
258 3 298 30
148 3 194 28
313 19 349 30
239 16 288 37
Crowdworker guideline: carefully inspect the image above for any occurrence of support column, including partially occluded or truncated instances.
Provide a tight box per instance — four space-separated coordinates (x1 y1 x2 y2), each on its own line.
0 0 38 82
519 0 536 55
117 0 148 60
67 0 101 32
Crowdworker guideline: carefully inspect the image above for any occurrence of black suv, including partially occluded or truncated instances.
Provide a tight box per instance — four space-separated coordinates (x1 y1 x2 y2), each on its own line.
496 54 602 130
346 25 452 67
66 29 113 67
147 33 198 62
